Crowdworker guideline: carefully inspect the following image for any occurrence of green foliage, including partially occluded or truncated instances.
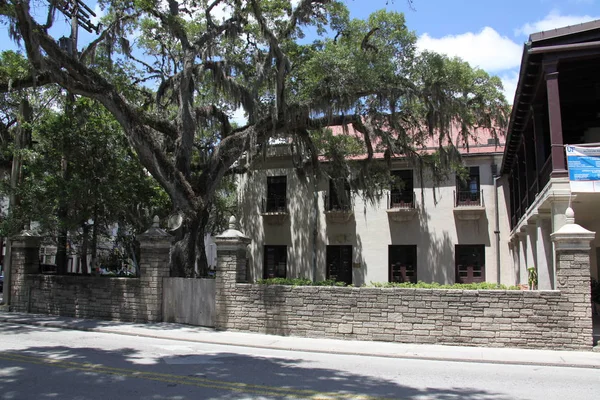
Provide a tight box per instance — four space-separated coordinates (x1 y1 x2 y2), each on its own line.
369 281 520 290
255 279 518 290
0 97 171 239
256 278 348 287
527 267 538 290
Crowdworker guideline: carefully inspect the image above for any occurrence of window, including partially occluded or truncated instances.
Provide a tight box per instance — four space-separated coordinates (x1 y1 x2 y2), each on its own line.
263 245 287 279
265 176 287 212
326 245 353 285
455 245 485 283
328 179 351 211
390 170 414 208
389 245 417 283
456 167 480 206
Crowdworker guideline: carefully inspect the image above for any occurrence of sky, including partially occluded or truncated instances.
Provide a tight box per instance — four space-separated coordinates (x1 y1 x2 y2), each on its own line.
346 0 600 103
3 0 600 105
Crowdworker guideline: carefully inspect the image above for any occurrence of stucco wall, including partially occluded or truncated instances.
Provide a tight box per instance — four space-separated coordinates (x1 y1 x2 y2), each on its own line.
239 152 513 286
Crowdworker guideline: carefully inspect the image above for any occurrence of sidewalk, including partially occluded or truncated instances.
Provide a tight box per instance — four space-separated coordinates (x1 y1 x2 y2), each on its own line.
1 311 599 369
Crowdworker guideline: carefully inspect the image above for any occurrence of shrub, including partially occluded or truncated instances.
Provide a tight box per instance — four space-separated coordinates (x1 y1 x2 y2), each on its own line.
256 278 347 286
369 281 520 290
256 278 519 290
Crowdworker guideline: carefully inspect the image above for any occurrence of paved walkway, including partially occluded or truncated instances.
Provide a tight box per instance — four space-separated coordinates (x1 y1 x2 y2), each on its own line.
1 311 599 369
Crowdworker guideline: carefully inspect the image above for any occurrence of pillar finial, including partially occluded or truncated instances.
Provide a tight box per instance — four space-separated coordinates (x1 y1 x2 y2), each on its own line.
228 215 237 229
565 207 575 225
152 215 160 228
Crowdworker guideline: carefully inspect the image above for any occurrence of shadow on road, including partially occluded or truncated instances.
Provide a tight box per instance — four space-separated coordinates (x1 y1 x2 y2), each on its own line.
0 327 514 399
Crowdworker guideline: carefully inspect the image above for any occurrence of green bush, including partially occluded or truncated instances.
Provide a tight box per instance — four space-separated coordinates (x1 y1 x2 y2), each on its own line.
256 278 347 286
369 281 520 290
256 278 518 290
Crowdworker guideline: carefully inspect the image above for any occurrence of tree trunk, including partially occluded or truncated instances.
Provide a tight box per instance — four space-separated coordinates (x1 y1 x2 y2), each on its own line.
195 208 211 278
91 207 98 272
55 227 68 274
80 222 89 274
170 214 200 277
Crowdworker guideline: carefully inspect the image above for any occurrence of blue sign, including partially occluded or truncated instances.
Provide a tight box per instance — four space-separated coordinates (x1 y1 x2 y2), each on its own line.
565 145 600 192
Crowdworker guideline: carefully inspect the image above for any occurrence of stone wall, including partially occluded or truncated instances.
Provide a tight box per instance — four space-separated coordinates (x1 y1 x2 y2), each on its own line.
215 284 589 350
15 275 152 322
214 214 595 351
8 218 172 323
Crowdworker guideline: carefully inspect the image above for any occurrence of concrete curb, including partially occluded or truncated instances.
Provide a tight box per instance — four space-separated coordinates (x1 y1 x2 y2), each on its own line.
1 313 600 369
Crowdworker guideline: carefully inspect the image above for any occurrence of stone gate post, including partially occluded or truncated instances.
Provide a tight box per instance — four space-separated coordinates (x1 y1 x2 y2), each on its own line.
214 216 251 330
551 207 596 349
137 216 172 322
9 230 41 312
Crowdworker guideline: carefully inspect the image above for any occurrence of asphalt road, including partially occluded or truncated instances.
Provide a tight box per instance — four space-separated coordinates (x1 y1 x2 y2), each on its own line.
0 322 598 400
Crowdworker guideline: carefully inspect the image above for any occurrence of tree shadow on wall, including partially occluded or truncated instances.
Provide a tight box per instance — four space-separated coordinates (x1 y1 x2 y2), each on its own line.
0 340 516 400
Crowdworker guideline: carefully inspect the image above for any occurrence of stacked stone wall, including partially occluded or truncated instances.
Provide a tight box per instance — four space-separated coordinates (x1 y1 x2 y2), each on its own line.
14 275 152 322
9 218 172 323
215 284 590 350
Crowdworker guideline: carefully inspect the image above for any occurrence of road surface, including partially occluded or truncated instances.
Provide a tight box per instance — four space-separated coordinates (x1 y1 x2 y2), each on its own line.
0 322 597 399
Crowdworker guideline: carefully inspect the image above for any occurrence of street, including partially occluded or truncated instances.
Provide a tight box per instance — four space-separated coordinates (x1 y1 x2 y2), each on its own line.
0 322 598 399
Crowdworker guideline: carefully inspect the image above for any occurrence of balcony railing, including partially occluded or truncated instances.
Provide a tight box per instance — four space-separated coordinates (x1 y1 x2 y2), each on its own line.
324 194 353 212
387 192 415 209
261 196 287 213
454 190 484 207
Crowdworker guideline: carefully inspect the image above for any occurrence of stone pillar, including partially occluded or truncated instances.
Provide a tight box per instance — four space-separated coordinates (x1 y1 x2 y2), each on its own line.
10 231 41 312
137 216 172 322
214 216 251 330
536 212 554 289
551 207 595 349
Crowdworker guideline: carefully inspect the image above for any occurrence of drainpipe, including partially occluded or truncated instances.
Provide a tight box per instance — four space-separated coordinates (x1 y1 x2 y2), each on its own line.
494 175 501 284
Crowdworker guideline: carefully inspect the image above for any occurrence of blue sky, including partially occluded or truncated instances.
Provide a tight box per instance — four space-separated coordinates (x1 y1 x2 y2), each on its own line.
3 0 600 104
351 0 600 103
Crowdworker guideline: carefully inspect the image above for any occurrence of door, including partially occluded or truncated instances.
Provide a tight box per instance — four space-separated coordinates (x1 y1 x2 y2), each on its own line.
326 245 353 285
389 245 417 283
455 245 485 283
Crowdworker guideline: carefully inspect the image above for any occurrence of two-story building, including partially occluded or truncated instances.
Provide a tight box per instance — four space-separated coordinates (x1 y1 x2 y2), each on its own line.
238 128 512 286
501 19 600 290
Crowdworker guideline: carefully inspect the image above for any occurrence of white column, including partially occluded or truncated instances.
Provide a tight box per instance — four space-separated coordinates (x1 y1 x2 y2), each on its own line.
518 231 528 285
551 199 570 233
536 212 553 289
511 237 520 286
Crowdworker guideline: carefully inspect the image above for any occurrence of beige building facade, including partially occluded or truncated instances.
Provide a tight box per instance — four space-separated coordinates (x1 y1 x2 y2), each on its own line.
238 141 513 286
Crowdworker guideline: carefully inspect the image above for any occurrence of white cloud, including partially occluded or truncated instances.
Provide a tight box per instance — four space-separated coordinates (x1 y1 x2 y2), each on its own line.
417 27 522 72
90 4 105 26
515 10 600 36
230 107 248 126
499 71 519 104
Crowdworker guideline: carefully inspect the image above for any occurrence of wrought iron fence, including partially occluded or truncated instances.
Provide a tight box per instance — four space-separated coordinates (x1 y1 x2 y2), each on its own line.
387 191 415 209
262 196 287 213
454 190 483 207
